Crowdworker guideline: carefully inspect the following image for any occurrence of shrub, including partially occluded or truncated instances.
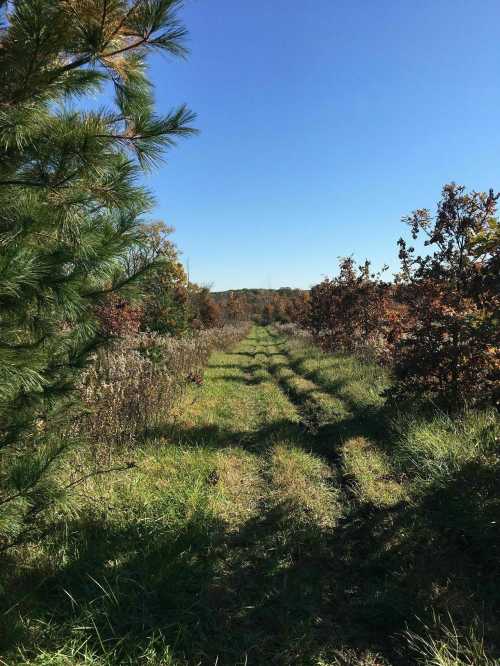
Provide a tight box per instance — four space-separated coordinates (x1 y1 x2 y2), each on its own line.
273 322 314 343
77 325 250 452
307 257 393 361
392 183 499 409
190 287 223 329
95 294 143 337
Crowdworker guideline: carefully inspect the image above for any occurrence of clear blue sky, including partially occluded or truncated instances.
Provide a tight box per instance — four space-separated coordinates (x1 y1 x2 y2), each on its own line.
144 0 500 291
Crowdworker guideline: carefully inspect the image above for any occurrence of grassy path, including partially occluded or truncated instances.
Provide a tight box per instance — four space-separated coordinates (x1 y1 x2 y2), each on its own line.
134 326 498 666
147 325 348 664
142 325 389 665
6 326 352 666
6 326 498 665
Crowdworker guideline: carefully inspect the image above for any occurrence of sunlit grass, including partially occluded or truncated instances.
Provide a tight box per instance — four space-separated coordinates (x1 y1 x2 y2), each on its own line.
341 436 406 507
270 442 341 530
393 408 499 484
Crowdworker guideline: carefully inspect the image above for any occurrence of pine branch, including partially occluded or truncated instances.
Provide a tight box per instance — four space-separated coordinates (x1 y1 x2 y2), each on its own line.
64 460 136 492
0 0 196 551
0 170 79 188
83 260 155 298
0 462 137 553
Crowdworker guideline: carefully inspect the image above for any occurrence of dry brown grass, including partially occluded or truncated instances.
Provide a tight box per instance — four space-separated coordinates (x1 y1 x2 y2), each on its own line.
77 325 250 454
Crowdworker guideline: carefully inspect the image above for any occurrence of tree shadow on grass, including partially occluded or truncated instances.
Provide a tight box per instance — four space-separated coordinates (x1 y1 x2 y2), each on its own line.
208 457 499 663
2 332 498 664
2 450 498 664
226 351 257 359
207 363 254 370
144 419 305 454
264 356 392 460
326 458 500 661
207 373 253 383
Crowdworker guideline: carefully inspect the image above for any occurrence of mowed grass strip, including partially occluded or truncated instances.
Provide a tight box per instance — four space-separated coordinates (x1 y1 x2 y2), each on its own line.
283 334 389 412
210 447 264 530
267 347 348 420
171 333 263 438
269 442 342 531
341 436 406 508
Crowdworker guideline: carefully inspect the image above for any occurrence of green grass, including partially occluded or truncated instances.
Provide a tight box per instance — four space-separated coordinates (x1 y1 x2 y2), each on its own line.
392 409 499 484
270 442 342 530
341 436 406 508
1 326 498 665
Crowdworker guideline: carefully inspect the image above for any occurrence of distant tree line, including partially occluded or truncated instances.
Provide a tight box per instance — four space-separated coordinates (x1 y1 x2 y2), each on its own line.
212 288 310 325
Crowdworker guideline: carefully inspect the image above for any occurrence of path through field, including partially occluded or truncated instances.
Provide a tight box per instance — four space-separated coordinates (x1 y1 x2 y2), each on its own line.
6 326 495 665
5 325 426 666
163 325 389 664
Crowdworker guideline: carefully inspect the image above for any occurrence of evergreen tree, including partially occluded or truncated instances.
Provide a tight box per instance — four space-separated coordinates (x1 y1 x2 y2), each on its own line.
0 0 195 547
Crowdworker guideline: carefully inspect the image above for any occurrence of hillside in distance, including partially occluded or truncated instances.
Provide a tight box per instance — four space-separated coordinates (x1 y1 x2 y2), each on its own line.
212 288 309 323
212 287 309 299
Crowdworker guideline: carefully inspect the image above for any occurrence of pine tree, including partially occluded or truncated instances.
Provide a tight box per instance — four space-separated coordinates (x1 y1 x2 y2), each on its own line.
0 0 196 547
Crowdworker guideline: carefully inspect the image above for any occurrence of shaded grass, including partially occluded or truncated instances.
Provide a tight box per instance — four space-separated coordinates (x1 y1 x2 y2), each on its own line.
1 326 499 665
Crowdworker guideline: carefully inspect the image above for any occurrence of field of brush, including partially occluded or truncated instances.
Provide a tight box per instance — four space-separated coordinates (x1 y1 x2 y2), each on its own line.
2 326 499 665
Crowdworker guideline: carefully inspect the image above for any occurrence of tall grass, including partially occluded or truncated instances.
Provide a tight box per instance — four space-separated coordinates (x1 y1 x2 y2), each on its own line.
272 323 500 665
392 409 499 484
405 616 498 666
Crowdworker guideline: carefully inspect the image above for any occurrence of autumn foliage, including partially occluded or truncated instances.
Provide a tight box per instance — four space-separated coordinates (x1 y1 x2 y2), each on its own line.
308 258 392 360
95 294 143 337
306 184 499 409
392 184 499 408
213 288 309 325
96 185 497 411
